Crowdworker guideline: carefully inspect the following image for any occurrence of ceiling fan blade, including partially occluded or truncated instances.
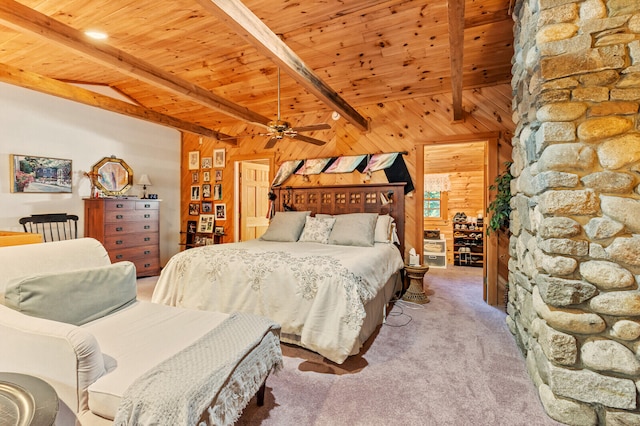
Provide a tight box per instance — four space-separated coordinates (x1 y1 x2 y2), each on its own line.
264 137 278 149
291 123 331 132
292 133 327 146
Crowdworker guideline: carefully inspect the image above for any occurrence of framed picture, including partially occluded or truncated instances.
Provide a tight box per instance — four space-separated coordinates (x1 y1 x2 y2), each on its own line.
213 149 225 168
215 203 227 220
202 183 211 198
201 157 212 169
188 151 200 170
10 154 72 193
214 226 224 235
187 220 197 233
203 171 210 182
191 171 199 184
190 185 200 201
202 201 213 213
213 183 222 200
215 170 223 181
188 203 200 215
198 214 215 233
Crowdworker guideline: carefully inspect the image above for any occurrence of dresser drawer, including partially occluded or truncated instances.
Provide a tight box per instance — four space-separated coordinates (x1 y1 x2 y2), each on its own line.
104 200 135 211
105 232 159 249
105 210 159 223
104 221 159 235
108 245 158 263
131 257 161 276
135 201 159 210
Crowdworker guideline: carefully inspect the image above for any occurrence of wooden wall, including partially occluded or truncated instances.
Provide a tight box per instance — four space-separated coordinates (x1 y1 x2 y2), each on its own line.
180 84 515 259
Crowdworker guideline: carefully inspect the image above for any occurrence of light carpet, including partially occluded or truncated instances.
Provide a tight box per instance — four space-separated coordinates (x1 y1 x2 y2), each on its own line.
137 266 561 426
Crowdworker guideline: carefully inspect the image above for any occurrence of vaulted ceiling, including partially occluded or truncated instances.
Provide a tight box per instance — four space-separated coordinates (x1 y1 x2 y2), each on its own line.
0 0 515 145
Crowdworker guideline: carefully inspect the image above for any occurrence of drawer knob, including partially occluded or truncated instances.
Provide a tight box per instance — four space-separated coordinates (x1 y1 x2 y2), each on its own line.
116 204 124 208
144 263 151 268
116 240 123 245
144 204 151 208
116 215 123 219
144 225 150 229
144 214 150 218
144 237 150 241
116 254 123 259
116 227 123 232
144 250 151 255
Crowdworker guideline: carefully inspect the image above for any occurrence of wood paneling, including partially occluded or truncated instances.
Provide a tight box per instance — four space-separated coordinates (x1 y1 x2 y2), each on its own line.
181 83 515 260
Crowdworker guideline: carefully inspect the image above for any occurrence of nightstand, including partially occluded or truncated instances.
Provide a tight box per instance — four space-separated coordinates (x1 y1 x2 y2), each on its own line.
402 264 430 304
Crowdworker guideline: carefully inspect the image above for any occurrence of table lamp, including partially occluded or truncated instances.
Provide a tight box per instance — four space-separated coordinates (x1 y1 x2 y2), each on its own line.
137 174 152 199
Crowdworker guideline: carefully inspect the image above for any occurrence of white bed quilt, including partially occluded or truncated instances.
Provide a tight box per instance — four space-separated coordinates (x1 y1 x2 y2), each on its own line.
152 240 404 364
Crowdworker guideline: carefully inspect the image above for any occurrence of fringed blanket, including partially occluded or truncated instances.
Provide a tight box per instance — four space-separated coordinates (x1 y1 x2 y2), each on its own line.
113 312 282 426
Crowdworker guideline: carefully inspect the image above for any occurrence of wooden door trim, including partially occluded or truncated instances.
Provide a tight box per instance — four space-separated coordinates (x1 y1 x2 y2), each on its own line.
415 133 500 305
233 154 275 242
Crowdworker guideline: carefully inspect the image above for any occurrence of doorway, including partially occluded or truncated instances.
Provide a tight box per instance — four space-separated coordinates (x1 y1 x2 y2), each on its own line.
234 156 274 242
416 133 501 305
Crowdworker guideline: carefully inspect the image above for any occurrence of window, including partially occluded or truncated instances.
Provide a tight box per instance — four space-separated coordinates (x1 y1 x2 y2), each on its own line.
424 191 442 218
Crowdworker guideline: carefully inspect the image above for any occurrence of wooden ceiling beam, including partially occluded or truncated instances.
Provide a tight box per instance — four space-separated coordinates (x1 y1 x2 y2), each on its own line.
196 0 370 133
447 0 466 122
0 62 237 144
0 0 270 129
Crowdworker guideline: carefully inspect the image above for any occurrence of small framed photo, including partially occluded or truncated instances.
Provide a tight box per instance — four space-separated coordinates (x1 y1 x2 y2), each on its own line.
198 214 215 233
202 201 213 213
201 157 212 169
214 226 224 235
190 185 200 201
215 203 227 220
213 183 222 200
191 171 199 184
203 171 211 182
215 170 223 181
188 203 200 216
202 183 211 198
187 220 197 233
213 149 225 168
188 151 200 170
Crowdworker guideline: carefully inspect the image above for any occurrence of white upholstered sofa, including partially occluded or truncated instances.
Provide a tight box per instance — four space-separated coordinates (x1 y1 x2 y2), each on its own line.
0 238 282 425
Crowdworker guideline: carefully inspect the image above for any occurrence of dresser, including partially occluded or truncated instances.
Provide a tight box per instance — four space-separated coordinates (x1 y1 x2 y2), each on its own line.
84 198 160 277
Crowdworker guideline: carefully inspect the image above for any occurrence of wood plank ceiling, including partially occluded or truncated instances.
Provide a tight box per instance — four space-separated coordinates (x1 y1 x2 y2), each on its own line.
0 0 514 145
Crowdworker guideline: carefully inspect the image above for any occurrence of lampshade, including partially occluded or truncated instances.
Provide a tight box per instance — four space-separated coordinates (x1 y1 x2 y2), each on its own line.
137 174 152 186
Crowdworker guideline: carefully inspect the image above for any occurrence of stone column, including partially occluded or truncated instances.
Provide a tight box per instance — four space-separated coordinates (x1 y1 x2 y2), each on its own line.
510 1 640 424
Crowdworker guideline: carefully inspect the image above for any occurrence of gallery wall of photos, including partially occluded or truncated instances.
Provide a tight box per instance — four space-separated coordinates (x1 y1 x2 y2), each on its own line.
184 147 226 248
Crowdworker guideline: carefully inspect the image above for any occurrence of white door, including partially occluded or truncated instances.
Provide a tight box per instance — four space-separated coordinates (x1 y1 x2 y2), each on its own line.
240 161 270 241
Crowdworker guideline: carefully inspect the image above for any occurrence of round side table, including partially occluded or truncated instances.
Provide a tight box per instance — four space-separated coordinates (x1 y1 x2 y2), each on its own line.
402 264 430 304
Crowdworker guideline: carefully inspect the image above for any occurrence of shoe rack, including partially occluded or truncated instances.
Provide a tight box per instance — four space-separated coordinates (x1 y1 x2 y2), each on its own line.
452 213 484 267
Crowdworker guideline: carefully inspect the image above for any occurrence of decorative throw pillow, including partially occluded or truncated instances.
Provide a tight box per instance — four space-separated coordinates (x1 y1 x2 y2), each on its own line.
4 261 137 326
298 216 336 244
328 213 378 247
260 211 311 242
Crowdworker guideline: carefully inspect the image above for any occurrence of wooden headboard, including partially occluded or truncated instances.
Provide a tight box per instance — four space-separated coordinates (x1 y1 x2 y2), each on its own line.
271 183 406 256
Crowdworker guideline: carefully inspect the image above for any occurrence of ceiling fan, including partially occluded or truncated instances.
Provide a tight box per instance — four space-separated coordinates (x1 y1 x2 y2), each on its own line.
261 68 331 149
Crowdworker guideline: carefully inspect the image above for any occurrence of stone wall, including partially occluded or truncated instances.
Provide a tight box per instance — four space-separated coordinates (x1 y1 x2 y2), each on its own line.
510 0 640 424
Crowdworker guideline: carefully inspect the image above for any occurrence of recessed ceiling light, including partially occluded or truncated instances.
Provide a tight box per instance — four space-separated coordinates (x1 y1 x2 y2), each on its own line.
85 31 108 40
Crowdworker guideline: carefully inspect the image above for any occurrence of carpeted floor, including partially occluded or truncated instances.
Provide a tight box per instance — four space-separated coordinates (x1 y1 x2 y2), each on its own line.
137 266 562 426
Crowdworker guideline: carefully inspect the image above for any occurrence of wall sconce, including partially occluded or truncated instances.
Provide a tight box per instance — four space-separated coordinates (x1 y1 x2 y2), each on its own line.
137 174 152 199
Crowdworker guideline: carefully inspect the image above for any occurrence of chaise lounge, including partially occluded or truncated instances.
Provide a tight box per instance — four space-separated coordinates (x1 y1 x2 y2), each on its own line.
0 238 282 425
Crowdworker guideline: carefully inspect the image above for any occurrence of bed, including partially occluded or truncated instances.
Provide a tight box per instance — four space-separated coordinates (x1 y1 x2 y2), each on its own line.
153 183 406 364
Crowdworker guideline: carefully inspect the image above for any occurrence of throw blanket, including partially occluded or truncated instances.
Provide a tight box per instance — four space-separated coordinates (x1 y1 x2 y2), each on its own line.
113 312 282 426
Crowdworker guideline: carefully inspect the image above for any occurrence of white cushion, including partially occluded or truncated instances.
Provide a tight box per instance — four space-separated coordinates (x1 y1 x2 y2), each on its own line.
85 302 229 420
298 216 336 244
260 211 311 242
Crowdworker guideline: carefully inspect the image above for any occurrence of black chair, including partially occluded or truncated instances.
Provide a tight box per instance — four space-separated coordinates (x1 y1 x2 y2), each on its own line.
19 213 79 242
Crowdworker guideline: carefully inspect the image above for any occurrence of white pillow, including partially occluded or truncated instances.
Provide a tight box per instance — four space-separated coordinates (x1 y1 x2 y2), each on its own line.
298 216 336 244
375 215 394 243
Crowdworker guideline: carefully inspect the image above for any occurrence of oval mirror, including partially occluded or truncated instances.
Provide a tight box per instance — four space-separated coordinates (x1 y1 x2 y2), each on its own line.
92 156 133 196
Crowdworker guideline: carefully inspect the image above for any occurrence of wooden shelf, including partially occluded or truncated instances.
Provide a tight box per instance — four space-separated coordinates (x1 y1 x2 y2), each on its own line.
453 220 483 267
